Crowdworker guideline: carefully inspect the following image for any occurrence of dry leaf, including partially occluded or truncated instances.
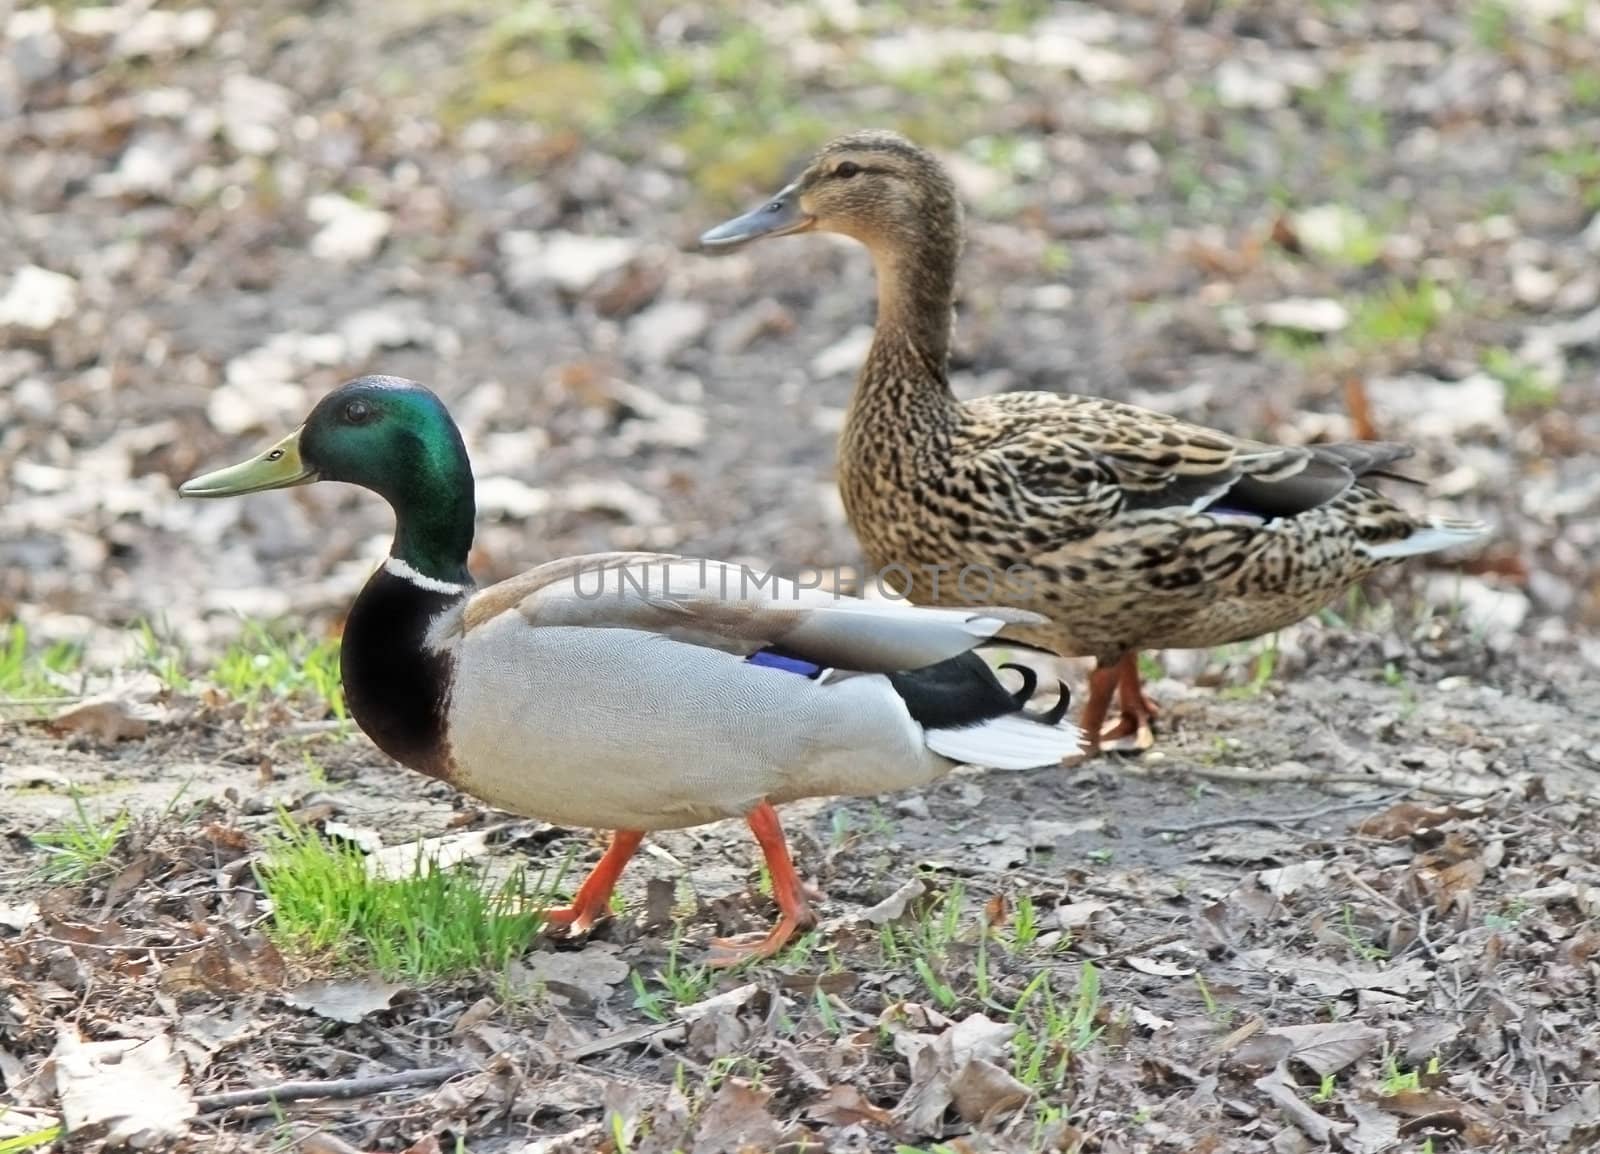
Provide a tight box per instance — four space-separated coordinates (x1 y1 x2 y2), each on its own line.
679 983 761 1024
602 1083 644 1154
983 893 1009 927
451 997 498 1037
400 1136 443 1154
49 695 153 742
777 971 857 997
1054 900 1110 930
1265 1023 1384 1077
51 1024 196 1147
0 900 41 932
1125 955 1195 977
1254 1063 1351 1146
508 1068 614 1120
510 1122 604 1154
691 1079 782 1154
1025 817 1106 845
641 876 677 929
805 1084 893 1128
1130 1006 1174 1032
508 941 630 1003
1209 1016 1264 1063
101 854 154 914
301 1134 370 1154
688 993 772 1061
1344 376 1378 441
324 820 385 855
1345 1100 1401 1154
366 829 493 878
1381 1087 1497 1142
1228 1032 1292 1073
1358 802 1481 840
1537 1084 1600 1140
1419 858 1486 912
283 976 406 1023
860 877 927 925
1270 957 1430 997
160 932 286 995
892 1012 1018 1135
948 1057 1032 1124
173 1004 256 1080
1257 861 1328 897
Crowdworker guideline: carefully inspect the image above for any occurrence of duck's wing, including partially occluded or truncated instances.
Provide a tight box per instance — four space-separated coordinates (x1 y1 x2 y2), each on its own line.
971 395 1417 527
458 552 1046 672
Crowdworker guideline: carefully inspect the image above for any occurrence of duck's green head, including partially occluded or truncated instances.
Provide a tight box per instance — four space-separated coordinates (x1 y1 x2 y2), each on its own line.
699 130 962 257
181 375 475 583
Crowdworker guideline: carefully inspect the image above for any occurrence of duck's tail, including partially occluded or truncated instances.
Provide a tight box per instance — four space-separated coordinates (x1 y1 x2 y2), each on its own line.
887 654 1083 769
924 710 1083 769
1362 517 1490 560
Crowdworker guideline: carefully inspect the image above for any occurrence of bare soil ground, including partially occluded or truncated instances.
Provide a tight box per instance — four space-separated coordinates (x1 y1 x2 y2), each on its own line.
3 0 1600 1151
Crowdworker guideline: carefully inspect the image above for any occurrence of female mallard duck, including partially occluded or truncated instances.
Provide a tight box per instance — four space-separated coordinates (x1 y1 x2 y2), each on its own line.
180 376 1080 964
702 131 1488 754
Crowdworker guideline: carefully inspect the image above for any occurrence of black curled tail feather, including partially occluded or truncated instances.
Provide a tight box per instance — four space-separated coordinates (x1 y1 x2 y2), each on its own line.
998 662 1071 724
889 653 1071 732
997 662 1037 707
1039 681 1071 725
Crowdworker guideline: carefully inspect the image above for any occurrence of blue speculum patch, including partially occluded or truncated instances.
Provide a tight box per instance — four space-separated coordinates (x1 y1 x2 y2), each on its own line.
746 649 824 679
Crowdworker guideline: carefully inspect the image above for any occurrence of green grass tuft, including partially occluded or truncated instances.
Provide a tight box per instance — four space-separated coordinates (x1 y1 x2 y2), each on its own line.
133 620 191 692
33 790 130 881
0 1125 63 1153
1380 1051 1422 1094
1484 347 1559 412
1541 142 1600 209
257 817 547 981
1010 962 1103 1093
208 622 345 721
0 622 83 700
630 929 713 1020
1347 278 1448 350
1469 0 1513 51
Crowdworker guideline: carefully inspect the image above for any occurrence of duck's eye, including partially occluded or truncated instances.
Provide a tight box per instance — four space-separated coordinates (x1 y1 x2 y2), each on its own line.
344 399 372 424
833 161 861 179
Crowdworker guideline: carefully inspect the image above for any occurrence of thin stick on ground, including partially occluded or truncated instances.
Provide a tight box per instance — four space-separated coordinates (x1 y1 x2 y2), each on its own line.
1147 791 1406 835
1119 761 1501 799
194 1063 468 1113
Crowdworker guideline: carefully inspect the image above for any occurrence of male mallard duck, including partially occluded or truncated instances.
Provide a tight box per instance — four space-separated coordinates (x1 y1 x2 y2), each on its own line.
180 376 1081 964
701 131 1488 754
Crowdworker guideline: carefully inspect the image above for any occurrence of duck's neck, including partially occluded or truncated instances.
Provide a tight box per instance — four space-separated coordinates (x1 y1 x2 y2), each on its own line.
389 483 476 590
846 241 963 440
870 242 959 372
341 472 476 780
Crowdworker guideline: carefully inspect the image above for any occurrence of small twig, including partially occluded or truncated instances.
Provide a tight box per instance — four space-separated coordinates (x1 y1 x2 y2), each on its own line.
1120 760 1498 799
1147 791 1404 835
1337 864 1411 920
282 720 349 736
0 696 82 707
31 935 216 954
195 1063 468 1113
28 915 273 955
1081 931 1187 965
562 1020 685 1061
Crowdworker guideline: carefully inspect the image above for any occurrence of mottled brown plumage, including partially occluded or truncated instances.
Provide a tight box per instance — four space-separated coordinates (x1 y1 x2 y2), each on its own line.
702 131 1489 753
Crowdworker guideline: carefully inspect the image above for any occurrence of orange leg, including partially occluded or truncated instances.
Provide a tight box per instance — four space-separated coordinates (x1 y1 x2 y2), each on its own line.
1073 662 1123 757
1097 653 1160 751
707 802 819 968
542 830 644 934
